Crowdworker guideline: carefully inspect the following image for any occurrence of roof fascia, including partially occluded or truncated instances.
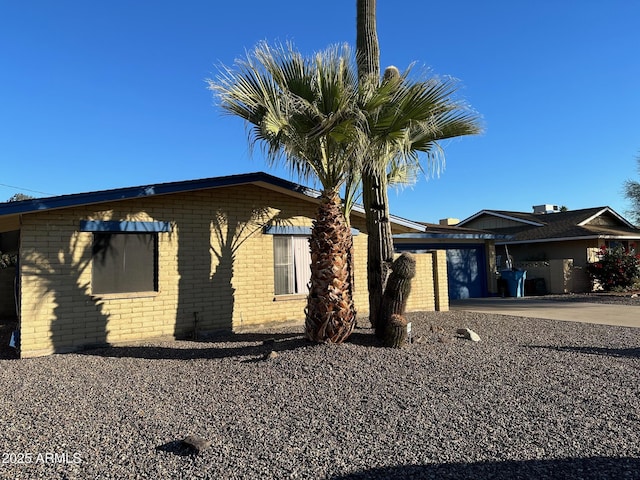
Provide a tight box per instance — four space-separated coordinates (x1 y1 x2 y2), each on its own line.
394 232 507 240
350 205 426 232
496 233 640 245
0 172 287 216
0 171 426 232
578 207 636 229
459 210 544 227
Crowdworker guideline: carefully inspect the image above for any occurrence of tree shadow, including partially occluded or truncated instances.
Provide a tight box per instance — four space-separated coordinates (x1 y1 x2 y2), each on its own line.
77 327 384 360
21 231 110 355
173 202 287 339
332 457 640 479
78 331 310 360
343 329 382 348
523 344 640 359
446 247 486 299
20 213 181 356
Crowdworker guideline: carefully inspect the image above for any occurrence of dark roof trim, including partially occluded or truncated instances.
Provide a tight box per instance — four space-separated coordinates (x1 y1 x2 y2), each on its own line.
0 171 427 233
0 172 317 217
394 232 508 240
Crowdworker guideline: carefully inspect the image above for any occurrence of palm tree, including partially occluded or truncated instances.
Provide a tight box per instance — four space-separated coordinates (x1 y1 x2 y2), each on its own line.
208 42 360 343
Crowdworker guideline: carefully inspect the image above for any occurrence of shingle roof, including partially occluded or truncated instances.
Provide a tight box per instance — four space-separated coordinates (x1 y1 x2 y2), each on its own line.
0 171 427 233
459 207 640 243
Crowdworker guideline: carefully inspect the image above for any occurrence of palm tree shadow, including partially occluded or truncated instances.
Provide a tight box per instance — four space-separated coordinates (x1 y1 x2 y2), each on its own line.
77 327 384 360
332 457 640 479
77 331 311 360
173 203 293 339
523 344 640 359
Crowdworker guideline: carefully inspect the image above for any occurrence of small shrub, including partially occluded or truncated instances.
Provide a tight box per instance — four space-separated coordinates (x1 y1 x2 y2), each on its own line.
0 251 16 269
587 245 640 291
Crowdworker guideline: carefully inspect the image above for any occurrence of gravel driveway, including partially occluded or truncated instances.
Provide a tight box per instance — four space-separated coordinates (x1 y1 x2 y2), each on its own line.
0 302 639 479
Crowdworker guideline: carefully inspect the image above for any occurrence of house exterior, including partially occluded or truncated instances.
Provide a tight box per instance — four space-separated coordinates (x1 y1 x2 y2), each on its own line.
393 221 503 300
457 205 640 293
0 172 449 358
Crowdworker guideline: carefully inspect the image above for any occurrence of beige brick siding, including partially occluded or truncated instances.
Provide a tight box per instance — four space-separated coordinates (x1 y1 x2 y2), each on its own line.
16 184 444 357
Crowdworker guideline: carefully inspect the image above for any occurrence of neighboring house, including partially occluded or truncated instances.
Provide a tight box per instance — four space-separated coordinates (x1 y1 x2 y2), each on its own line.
457 204 640 293
0 172 449 358
394 220 503 300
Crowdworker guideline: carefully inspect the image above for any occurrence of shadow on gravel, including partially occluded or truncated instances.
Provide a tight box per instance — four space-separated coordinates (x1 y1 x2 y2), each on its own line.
344 330 382 348
332 456 640 480
155 440 194 457
75 329 384 360
77 332 310 360
524 344 640 359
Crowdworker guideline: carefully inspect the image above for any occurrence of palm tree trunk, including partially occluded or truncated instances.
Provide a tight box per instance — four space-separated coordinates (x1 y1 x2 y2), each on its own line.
305 191 357 344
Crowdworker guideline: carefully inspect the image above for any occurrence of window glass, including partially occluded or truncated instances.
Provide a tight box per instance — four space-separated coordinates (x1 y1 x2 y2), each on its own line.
273 236 310 295
92 233 157 294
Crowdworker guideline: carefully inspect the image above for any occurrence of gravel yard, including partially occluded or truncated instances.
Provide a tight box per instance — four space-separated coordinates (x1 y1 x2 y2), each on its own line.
0 300 639 479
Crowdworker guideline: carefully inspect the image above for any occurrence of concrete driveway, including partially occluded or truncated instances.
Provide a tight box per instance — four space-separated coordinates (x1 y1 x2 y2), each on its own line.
450 297 640 328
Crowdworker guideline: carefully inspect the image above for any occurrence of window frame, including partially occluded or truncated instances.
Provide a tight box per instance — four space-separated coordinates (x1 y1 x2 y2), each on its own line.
264 225 359 298
272 235 311 296
90 232 159 295
80 221 170 297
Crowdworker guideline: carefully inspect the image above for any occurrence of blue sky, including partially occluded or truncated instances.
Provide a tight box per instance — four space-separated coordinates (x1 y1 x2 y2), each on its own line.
1 1 638 223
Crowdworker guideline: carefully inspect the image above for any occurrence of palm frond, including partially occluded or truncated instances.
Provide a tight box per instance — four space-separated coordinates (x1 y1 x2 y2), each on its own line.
208 42 365 192
357 64 483 182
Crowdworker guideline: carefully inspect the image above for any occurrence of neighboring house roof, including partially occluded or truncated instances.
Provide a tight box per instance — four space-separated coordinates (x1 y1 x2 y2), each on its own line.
458 207 640 244
0 171 427 233
394 221 505 241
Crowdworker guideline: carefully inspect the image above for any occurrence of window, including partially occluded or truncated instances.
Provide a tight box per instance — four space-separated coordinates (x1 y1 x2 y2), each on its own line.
273 236 311 295
91 233 158 294
80 220 170 295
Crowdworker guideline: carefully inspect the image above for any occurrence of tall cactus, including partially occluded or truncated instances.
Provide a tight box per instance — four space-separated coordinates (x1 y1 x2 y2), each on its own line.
377 253 416 345
383 313 407 348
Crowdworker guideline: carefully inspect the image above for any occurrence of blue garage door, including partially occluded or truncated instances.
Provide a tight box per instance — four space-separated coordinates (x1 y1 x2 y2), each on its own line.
446 246 486 299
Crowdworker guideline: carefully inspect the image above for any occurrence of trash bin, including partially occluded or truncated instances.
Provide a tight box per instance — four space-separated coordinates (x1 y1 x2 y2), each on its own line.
500 269 527 297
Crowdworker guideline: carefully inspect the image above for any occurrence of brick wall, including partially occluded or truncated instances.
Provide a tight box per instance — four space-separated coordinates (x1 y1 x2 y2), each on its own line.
17 184 441 357
394 250 449 314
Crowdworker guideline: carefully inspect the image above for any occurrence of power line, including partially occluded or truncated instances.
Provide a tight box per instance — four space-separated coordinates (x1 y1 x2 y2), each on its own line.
0 183 56 196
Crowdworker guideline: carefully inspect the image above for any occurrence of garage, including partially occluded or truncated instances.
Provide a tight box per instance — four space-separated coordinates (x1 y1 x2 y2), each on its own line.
394 225 500 300
444 245 487 299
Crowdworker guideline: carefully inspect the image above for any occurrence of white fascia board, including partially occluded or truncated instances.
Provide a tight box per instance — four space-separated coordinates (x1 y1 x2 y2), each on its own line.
578 207 636 229
496 234 640 245
351 205 427 232
459 210 544 227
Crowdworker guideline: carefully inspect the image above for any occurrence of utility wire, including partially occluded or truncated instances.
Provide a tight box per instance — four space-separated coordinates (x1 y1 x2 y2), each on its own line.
0 183 56 196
